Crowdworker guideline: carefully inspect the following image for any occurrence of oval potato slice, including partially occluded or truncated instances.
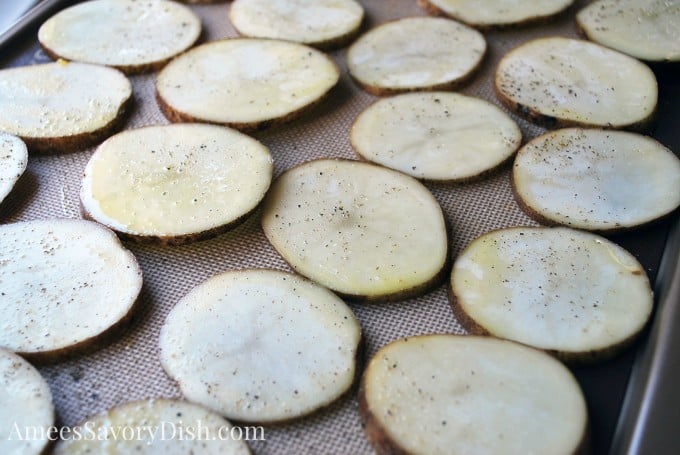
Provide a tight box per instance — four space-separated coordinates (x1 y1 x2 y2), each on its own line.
360 335 588 455
0 219 142 362
347 17 485 95
80 124 273 245
159 269 361 423
0 133 28 205
351 92 521 182
495 37 657 130
513 128 680 231
451 227 653 362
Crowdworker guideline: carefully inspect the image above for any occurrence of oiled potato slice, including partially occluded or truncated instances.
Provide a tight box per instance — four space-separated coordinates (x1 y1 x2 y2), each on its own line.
38 0 201 73
261 159 448 301
157 39 339 131
495 37 657 130
351 92 521 182
0 219 142 362
0 62 131 154
0 133 28 204
360 335 587 455
347 17 485 95
451 227 653 362
80 124 273 245
513 128 680 231
159 269 361 423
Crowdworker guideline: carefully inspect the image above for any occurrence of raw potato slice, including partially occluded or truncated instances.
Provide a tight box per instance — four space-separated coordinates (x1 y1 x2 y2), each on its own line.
347 17 485 95
0 133 28 205
159 269 361 423
513 128 680 231
0 62 132 154
229 0 364 49
80 124 273 245
0 349 55 455
53 399 251 454
495 37 657 130
157 39 340 131
351 92 522 182
0 219 142 362
38 0 201 74
577 0 680 62
261 159 448 301
451 227 653 362
360 335 588 455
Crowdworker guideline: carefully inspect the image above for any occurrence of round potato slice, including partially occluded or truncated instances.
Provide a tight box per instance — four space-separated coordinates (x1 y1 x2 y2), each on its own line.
38 0 201 74
157 39 340 131
513 128 680 231
351 92 522 182
261 159 448 301
495 37 657 130
577 0 680 62
360 335 588 455
80 124 273 245
53 399 251 454
159 269 361 423
0 133 28 205
0 62 132 154
347 17 485 95
451 227 653 362
229 0 364 49
0 219 142 362
0 349 55 455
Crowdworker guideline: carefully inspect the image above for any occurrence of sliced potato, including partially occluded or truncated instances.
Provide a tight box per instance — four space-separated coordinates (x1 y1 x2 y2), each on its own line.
0 219 142 362
0 133 28 205
451 227 653 362
347 17 485 95
513 128 680 231
261 159 448 301
159 269 361 423
157 39 340 131
577 0 680 62
38 0 201 74
360 335 588 455
229 0 364 49
80 123 273 245
0 62 131 154
495 37 657 130
351 92 521 182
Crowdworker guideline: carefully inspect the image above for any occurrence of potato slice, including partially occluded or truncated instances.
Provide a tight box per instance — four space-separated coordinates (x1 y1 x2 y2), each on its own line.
0 62 131 154
347 17 485 95
451 227 653 362
159 269 361 423
0 219 142 362
351 92 521 182
577 0 680 62
54 399 251 454
0 133 28 205
157 39 339 131
261 159 448 301
495 37 657 130
513 128 680 231
229 0 364 49
0 349 55 455
360 335 588 455
38 0 201 74
80 124 273 245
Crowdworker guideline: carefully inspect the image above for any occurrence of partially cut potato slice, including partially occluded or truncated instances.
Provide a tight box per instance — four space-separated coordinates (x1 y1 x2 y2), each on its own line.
513 128 680 231
351 92 521 182
495 37 657 130
347 17 485 95
360 335 588 455
0 62 132 154
0 133 28 205
451 227 653 362
80 123 273 245
0 219 142 362
159 269 361 423
157 39 340 131
261 159 448 301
